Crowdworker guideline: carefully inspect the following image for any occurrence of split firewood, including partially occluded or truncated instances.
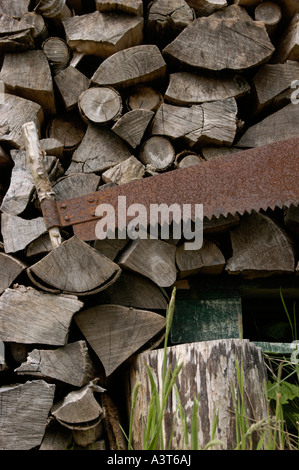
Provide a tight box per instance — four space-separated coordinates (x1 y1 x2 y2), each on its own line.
126 86 164 112
175 151 203 168
1 213 47 253
54 66 91 111
112 109 154 149
225 212 295 279
139 136 175 172
150 99 238 147
0 252 27 294
40 138 64 160
163 15 275 71
78 87 122 126
0 285 83 345
0 150 57 216
72 421 104 447
91 44 167 88
19 11 49 47
176 238 226 277
25 233 65 259
186 0 227 16
39 421 72 451
0 94 43 149
254 1 282 37
62 11 144 58
46 111 86 154
36 0 73 20
0 0 31 19
146 0 195 47
251 61 299 114
164 72 250 106
65 123 131 175
101 156 145 185
0 13 34 52
236 102 299 148
51 378 105 427
15 340 98 388
96 0 143 16
0 380 56 451
52 173 100 201
94 237 128 261
118 238 177 287
96 271 169 310
273 13 299 63
42 37 71 75
27 236 122 295
75 304 166 376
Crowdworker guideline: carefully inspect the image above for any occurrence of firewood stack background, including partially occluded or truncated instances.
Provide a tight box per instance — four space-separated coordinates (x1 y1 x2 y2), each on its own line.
0 0 298 450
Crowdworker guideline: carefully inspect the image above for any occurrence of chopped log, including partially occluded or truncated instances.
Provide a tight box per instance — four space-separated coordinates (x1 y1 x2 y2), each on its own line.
225 212 295 279
72 420 104 447
273 13 299 63
65 123 131 175
40 420 72 451
0 253 27 294
15 340 98 387
0 94 43 149
254 1 282 37
19 12 49 47
75 304 166 376
91 44 167 88
62 11 144 58
146 0 195 47
251 61 299 114
25 232 63 259
0 150 57 216
176 238 225 277
36 0 73 20
96 0 143 16
94 237 128 260
54 66 91 111
0 380 55 451
236 102 299 148
126 86 163 112
96 271 169 310
150 99 238 147
1 214 47 253
128 339 268 450
175 150 204 168
78 86 122 126
46 111 86 153
0 0 31 19
27 236 122 295
186 0 227 16
42 37 71 75
52 173 100 201
101 156 145 185
0 285 83 345
40 138 64 160
101 394 127 450
139 136 175 172
165 72 250 106
163 15 275 71
0 13 34 52
118 238 177 287
51 378 105 427
112 109 154 149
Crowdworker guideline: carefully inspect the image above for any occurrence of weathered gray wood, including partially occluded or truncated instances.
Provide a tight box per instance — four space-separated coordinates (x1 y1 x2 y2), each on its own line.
40 138 64 160
0 0 31 19
91 44 166 88
236 103 299 148
94 238 128 261
39 421 72 451
72 420 104 447
27 236 122 295
128 339 268 450
36 0 72 19
65 123 131 175
163 15 275 71
96 0 143 16
75 304 166 376
118 238 177 287
186 0 227 16
25 233 63 259
112 109 154 148
151 99 238 147
273 13 299 63
254 1 282 36
62 11 144 58
176 238 225 277
139 136 175 172
15 340 98 387
175 151 203 168
0 13 34 52
78 87 122 125
0 285 83 345
1 213 47 253
19 12 48 46
0 253 27 294
102 156 145 185
165 72 250 106
54 66 91 111
0 94 43 149
46 111 86 153
126 86 163 112
225 212 295 279
42 37 71 75
0 380 55 450
52 173 100 201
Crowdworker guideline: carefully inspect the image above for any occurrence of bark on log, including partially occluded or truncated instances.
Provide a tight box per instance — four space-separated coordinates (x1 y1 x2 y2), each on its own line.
127 339 268 450
78 86 122 125
75 304 166 376
112 109 154 149
54 66 91 111
0 253 27 294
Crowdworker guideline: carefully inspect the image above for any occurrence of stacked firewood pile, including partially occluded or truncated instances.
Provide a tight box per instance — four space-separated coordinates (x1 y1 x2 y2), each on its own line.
0 0 298 450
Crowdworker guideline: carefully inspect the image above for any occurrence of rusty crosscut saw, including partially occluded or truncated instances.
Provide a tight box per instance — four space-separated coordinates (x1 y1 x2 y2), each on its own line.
23 122 299 244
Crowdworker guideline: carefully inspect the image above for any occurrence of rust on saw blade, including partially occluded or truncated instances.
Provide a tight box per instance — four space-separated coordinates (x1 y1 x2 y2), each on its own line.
41 137 299 240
